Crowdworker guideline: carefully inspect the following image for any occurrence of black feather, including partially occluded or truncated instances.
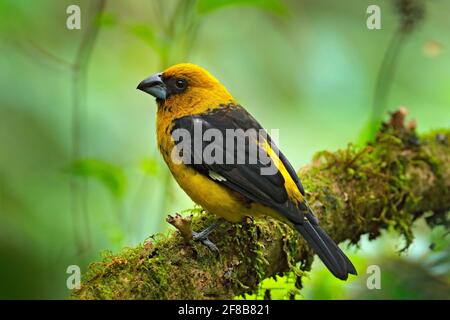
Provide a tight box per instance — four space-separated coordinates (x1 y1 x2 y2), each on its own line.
293 212 357 280
311 222 358 276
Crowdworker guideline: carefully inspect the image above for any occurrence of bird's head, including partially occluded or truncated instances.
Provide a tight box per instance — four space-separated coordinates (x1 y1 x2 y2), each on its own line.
137 63 235 115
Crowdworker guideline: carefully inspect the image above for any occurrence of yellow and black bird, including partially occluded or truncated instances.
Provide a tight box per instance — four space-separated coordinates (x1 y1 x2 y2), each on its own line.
137 63 357 280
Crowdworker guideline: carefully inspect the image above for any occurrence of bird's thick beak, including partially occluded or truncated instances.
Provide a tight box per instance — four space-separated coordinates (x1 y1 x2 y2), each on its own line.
137 73 167 100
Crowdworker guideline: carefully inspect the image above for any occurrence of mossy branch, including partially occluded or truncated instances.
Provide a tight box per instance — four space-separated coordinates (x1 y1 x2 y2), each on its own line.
73 110 450 299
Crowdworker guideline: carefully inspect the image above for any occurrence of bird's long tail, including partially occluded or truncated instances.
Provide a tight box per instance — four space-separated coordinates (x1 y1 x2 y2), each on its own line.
293 212 357 280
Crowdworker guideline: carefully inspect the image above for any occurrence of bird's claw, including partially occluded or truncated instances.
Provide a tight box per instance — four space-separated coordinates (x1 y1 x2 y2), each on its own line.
192 232 219 254
192 221 220 255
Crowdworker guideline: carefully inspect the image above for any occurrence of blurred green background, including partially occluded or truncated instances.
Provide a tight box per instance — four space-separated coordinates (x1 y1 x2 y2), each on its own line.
0 0 449 299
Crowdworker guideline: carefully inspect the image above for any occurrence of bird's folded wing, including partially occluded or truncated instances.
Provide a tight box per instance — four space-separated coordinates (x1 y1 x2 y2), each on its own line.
171 104 306 223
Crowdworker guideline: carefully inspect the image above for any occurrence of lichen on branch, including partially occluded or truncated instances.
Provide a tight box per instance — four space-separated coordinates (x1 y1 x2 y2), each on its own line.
73 110 450 299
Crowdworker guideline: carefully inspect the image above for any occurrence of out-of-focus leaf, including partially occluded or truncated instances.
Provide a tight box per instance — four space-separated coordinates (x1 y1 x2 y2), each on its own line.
96 12 118 27
140 158 159 176
197 0 287 16
66 159 126 198
126 23 160 51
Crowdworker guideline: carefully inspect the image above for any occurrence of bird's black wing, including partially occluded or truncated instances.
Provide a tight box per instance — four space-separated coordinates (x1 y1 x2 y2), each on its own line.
171 104 306 223
172 104 357 280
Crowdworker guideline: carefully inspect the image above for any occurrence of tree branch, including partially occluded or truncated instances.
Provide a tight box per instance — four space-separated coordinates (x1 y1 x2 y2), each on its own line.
73 111 450 299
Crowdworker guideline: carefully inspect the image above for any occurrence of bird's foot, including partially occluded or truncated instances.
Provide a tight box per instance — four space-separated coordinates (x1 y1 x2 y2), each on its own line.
192 221 220 254
167 213 221 254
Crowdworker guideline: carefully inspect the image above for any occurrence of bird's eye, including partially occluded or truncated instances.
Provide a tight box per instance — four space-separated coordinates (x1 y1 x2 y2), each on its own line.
175 79 187 90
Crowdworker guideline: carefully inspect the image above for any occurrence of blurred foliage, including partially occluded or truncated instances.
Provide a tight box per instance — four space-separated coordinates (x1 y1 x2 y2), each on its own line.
66 159 126 198
240 222 450 300
0 0 449 299
197 0 287 15
140 158 160 176
96 11 118 28
358 0 426 144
